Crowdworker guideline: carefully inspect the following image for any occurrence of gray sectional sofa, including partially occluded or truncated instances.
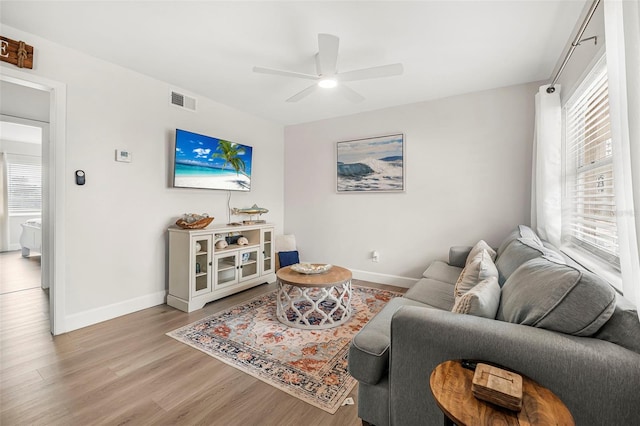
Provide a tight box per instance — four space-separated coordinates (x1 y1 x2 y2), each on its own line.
348 225 640 426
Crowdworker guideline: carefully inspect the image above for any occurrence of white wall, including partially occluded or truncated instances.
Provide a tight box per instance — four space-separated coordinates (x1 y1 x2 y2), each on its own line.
284 82 538 285
1 25 284 331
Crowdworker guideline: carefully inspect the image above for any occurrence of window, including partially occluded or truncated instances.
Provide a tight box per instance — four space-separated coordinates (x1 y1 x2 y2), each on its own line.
563 56 619 267
6 154 41 215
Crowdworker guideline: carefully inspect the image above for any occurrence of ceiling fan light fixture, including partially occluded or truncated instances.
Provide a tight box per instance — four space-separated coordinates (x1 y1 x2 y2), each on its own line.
253 33 403 102
318 78 338 89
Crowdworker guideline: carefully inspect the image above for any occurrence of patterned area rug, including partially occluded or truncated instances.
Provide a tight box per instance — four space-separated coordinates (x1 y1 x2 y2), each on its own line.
167 285 400 414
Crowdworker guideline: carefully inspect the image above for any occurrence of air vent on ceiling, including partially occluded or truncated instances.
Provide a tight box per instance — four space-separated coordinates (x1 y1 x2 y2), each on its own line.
170 90 197 111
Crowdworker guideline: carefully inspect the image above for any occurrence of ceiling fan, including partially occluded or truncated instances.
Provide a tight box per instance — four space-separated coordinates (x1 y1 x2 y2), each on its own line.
253 33 404 103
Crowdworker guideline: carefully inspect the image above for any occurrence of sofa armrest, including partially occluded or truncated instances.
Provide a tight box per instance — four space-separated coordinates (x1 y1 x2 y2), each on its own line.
389 306 640 426
448 246 472 268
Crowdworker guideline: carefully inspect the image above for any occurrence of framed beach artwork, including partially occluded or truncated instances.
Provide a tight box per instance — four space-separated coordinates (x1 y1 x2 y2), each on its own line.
336 134 405 193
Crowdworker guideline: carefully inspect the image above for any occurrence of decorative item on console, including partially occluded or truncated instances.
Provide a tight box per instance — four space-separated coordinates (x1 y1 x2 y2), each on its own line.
225 234 243 245
215 240 228 249
237 237 249 245
175 213 214 229
230 204 269 224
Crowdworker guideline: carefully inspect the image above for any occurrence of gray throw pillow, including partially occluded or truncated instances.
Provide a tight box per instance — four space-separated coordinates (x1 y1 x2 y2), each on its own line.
452 276 501 319
497 258 616 336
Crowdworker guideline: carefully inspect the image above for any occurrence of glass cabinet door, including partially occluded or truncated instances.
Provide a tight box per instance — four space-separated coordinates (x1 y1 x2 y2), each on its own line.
193 236 212 296
214 252 238 289
239 248 260 282
261 228 274 275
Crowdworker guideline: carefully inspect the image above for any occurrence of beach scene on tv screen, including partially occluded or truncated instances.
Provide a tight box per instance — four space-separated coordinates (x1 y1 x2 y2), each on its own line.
174 130 252 191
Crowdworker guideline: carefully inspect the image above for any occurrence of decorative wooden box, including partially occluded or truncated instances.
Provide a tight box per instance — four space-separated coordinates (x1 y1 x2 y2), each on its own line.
471 363 523 411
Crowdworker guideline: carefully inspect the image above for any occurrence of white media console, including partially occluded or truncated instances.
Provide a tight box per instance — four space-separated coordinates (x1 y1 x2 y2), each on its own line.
167 223 276 312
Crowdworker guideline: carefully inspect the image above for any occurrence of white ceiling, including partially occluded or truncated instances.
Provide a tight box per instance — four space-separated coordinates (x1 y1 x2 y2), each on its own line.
0 1 586 125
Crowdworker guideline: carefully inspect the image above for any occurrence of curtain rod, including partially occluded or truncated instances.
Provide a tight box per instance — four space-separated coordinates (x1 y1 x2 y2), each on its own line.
546 0 601 94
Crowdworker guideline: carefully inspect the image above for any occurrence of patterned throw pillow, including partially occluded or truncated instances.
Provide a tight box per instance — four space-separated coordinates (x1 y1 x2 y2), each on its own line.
454 249 499 298
466 240 497 264
452 276 501 319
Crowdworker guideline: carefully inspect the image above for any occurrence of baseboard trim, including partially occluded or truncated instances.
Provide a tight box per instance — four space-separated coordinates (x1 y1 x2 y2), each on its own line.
65 290 167 333
351 269 417 288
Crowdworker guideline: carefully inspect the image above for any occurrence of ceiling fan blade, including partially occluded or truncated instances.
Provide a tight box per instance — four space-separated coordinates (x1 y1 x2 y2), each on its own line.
286 84 318 102
338 83 365 103
338 63 404 82
253 66 319 81
317 33 339 76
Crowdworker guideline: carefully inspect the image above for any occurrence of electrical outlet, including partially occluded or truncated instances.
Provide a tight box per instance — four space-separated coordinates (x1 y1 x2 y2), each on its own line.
372 250 380 262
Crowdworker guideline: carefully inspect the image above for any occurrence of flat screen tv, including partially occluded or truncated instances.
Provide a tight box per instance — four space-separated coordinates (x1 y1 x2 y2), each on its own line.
173 129 252 192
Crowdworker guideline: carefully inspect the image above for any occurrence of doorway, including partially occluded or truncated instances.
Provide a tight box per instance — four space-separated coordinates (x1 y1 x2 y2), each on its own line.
0 114 48 298
0 68 67 335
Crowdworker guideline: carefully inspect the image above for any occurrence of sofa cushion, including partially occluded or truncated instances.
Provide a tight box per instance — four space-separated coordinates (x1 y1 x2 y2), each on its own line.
404 278 456 310
449 246 473 268
495 238 550 285
593 293 640 354
422 260 462 283
497 225 542 256
454 250 499 297
541 240 562 256
541 240 584 269
348 297 428 385
497 257 616 336
467 240 497 263
452 276 501 319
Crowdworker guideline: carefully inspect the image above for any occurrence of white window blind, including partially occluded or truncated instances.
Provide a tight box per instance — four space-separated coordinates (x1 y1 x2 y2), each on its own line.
564 57 619 267
6 154 42 215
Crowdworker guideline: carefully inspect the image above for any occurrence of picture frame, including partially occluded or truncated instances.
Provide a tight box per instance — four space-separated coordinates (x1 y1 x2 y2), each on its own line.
336 133 405 193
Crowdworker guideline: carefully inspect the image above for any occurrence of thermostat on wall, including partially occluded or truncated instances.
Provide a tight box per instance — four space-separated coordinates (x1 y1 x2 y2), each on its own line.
115 149 132 163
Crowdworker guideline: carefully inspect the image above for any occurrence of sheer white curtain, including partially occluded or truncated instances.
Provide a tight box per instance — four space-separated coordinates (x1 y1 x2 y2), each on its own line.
531 85 562 247
604 0 640 314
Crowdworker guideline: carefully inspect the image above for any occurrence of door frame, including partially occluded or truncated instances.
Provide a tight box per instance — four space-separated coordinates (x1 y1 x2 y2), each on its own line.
1 65 67 335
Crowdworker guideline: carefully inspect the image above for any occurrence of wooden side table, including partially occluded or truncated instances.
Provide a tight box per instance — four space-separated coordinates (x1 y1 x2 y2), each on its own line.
429 360 574 426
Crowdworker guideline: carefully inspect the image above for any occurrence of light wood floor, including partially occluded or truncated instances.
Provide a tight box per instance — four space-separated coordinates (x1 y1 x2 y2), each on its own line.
0 278 405 425
0 250 41 294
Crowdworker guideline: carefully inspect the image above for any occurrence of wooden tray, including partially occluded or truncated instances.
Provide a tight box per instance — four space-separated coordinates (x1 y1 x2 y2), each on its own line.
472 363 523 412
175 217 214 229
